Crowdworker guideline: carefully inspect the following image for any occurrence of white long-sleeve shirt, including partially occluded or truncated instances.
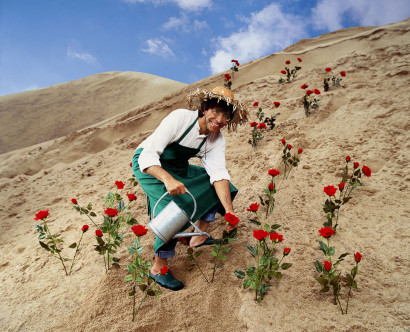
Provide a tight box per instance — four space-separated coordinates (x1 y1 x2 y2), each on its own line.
136 109 231 184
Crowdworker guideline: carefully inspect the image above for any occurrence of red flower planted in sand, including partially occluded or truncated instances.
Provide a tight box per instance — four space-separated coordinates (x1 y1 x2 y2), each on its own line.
269 232 283 243
247 203 260 212
301 84 308 89
324 185 337 197
286 60 291 65
353 162 359 168
273 101 280 108
281 138 286 145
281 70 286 75
250 122 258 127
253 101 259 107
231 59 240 67
324 261 332 272
82 225 89 232
338 182 345 191
224 73 232 89
340 71 346 77
160 266 169 275
298 148 303 154
297 58 302 62
306 90 313 95
287 144 292 150
225 212 239 227
268 183 274 191
127 193 137 201
284 247 291 256
325 67 332 72
318 227 336 238
253 229 269 241
362 165 372 177
104 208 118 217
281 140 303 179
258 123 267 130
314 89 321 95
130 162 132 167
354 252 362 263
268 168 280 177
34 209 49 220
324 68 346 91
96 229 103 237
131 225 148 237
224 73 231 81
71 198 77 204
115 181 125 189
346 155 351 162
279 58 302 83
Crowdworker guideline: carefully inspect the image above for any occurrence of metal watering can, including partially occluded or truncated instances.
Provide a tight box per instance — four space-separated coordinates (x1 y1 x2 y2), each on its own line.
148 189 210 243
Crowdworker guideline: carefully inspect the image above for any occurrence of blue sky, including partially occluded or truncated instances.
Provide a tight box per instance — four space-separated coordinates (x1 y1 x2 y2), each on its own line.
0 0 409 96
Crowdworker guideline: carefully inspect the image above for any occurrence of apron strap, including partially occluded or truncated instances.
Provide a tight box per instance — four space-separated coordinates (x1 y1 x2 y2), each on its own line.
197 136 207 150
176 116 199 144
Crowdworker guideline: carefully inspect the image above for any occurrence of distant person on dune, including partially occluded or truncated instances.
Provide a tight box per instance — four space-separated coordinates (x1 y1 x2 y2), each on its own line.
131 86 248 291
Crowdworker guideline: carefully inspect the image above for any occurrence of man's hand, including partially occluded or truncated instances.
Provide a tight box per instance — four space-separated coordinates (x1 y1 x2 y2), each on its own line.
164 177 186 196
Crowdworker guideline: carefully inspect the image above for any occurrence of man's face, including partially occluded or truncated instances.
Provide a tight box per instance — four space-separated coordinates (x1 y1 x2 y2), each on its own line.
203 107 230 133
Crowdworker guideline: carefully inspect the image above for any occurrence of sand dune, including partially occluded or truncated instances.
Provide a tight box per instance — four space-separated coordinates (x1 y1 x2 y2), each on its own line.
0 18 409 332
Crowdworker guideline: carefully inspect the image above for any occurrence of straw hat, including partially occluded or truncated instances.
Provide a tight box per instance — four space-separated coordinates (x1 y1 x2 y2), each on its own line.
186 86 248 129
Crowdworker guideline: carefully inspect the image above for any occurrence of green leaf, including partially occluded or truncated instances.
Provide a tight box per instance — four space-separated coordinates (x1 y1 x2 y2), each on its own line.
281 263 292 270
87 202 92 210
273 271 282 282
210 251 218 257
319 241 328 255
346 273 354 287
243 278 251 289
128 290 136 296
263 224 270 231
315 260 323 273
127 218 139 225
270 224 281 232
249 218 261 226
320 285 330 293
338 253 349 260
139 284 147 292
245 244 256 257
329 246 335 256
69 242 77 248
317 275 329 287
351 265 358 278
234 270 245 279
127 264 135 274
124 275 134 282
127 246 136 255
81 208 89 214
343 197 352 204
39 241 50 251
246 266 256 277
35 224 44 233
219 254 227 260
90 212 97 217
147 290 156 296
112 257 120 262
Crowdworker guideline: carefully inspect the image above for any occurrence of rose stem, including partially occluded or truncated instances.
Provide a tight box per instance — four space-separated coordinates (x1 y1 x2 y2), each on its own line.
69 231 84 275
44 220 68 276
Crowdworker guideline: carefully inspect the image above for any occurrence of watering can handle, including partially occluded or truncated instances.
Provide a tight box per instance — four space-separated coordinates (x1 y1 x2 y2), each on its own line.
152 189 197 220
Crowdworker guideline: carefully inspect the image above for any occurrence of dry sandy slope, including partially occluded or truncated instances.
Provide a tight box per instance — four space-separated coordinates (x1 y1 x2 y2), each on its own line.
0 71 186 154
0 18 409 332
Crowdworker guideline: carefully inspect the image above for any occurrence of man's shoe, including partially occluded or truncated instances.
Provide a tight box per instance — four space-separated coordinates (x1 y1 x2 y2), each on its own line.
194 236 222 248
149 270 184 291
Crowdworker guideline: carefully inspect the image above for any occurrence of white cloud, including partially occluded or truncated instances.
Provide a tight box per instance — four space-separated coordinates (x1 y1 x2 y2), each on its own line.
121 0 212 11
67 47 97 64
312 0 410 31
162 13 208 32
209 3 306 74
142 39 175 57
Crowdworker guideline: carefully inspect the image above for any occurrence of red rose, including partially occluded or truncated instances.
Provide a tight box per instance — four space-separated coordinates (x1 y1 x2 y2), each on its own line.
338 182 345 191
354 162 359 168
253 229 269 241
354 252 362 263
285 60 290 65
225 212 239 226
127 193 137 201
34 209 49 220
246 203 259 212
250 122 258 127
115 181 125 189
268 183 274 191
324 261 332 272
318 227 336 238
306 90 313 95
284 247 291 256
298 148 303 154
287 144 292 150
131 225 148 237
281 70 286 75
96 229 103 237
269 232 283 242
253 101 259 107
346 155 351 162
130 162 132 167
82 225 89 232
224 73 231 81
340 71 346 77
268 169 280 177
281 139 286 145
71 198 77 204
160 266 169 275
325 67 332 72
314 89 321 95
231 59 240 66
323 185 337 196
301 84 308 89
297 58 302 62
273 101 280 108
362 165 371 177
258 123 267 130
104 208 118 217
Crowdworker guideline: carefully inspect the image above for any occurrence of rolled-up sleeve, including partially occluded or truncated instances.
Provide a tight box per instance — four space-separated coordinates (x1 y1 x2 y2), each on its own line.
201 136 231 184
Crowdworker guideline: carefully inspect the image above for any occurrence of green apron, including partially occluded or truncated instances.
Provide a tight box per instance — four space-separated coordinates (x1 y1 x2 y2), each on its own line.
132 116 238 252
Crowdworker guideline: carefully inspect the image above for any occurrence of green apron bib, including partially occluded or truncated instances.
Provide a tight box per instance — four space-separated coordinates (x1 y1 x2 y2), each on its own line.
132 116 238 252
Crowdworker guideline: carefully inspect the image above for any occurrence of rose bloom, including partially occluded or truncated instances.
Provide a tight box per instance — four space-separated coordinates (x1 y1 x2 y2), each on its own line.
160 266 169 275
104 208 118 217
71 198 77 204
247 203 260 212
318 227 336 238
82 225 89 232
34 209 49 220
306 90 313 95
115 181 125 189
273 101 280 108
346 155 351 162
338 182 345 191
288 144 292 150
225 212 239 226
284 247 291 256
250 122 258 127
285 60 290 65
253 229 269 241
324 261 332 272
231 59 240 66
253 101 259 107
297 58 302 62
323 185 337 196
301 84 308 89
268 169 280 177
258 123 267 130
314 89 321 95
354 252 362 263
281 70 286 75
126 193 137 201
268 183 274 191
224 73 231 81
96 229 103 237
281 139 286 145
340 71 346 77
353 162 359 168
362 165 372 177
131 225 148 237
325 67 332 72
298 148 303 154
130 162 132 167
270 232 283 242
